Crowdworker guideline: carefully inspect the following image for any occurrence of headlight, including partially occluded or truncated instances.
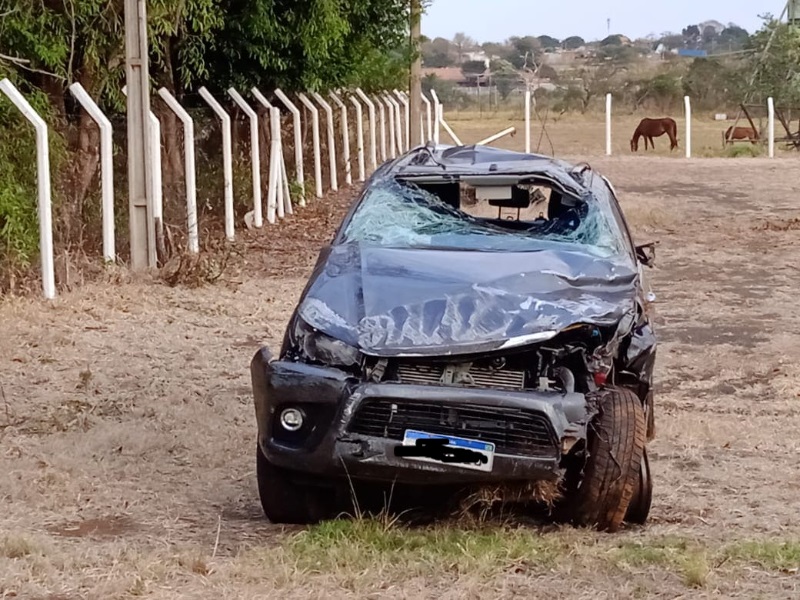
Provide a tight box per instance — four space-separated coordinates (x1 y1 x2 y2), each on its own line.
290 319 362 368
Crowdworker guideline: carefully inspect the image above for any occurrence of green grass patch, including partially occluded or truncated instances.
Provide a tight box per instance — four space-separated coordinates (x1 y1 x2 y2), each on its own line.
288 518 570 577
611 536 710 588
725 144 763 158
724 540 800 572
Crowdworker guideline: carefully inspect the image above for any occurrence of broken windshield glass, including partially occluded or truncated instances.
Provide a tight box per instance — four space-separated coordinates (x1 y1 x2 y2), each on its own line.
341 177 626 257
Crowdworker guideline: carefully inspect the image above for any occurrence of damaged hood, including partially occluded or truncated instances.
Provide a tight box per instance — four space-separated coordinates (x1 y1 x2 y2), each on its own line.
297 243 639 357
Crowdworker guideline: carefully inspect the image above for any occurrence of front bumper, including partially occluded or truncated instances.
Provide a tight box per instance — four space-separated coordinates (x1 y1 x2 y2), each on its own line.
251 348 594 485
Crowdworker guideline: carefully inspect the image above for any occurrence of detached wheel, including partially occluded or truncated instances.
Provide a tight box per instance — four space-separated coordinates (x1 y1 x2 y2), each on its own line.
624 447 653 524
569 387 646 532
256 445 329 524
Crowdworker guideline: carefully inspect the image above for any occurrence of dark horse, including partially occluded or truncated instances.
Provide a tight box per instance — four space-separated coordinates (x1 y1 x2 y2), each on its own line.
630 117 679 152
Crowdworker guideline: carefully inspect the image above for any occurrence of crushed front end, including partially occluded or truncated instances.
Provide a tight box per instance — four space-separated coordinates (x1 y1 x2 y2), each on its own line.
250 316 649 486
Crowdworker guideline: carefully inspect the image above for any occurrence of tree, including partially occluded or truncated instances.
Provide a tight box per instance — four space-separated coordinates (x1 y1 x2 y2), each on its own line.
452 32 475 63
482 41 510 59
462 60 486 74
538 64 558 80
683 57 742 108
508 36 542 68
490 59 518 99
702 25 719 50
563 36 585 50
600 34 626 46
682 24 702 49
0 0 414 280
571 65 623 112
718 25 750 52
537 35 560 50
748 18 800 106
422 37 455 67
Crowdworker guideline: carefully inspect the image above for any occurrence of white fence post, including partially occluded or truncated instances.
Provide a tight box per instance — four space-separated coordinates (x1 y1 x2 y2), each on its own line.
429 89 441 144
389 94 404 154
0 78 55 299
311 92 338 192
148 115 163 236
297 93 323 199
269 107 287 221
122 85 163 245
477 126 516 146
228 88 263 228
354 89 377 172
394 89 409 151
605 93 612 156
439 111 463 145
375 96 388 161
383 94 397 159
421 92 433 142
684 95 692 159
68 82 115 262
251 88 281 223
198 87 234 241
768 97 775 158
274 89 305 204
158 88 199 253
525 86 532 153
330 92 352 185
349 93 366 181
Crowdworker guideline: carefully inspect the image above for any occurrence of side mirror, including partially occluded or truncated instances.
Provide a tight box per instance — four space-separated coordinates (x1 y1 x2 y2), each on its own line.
635 241 657 267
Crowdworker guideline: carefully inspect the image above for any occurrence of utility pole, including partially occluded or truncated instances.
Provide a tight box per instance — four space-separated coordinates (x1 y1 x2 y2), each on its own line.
409 0 423 147
790 0 800 28
124 0 156 269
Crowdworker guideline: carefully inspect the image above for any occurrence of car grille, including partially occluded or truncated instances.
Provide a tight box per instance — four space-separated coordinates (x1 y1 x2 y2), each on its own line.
395 362 526 391
348 399 557 457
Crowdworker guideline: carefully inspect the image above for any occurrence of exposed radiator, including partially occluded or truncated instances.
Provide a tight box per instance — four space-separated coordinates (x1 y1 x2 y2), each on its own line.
396 362 526 391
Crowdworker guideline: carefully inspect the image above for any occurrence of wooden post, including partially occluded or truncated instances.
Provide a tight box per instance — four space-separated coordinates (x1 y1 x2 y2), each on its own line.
124 0 155 268
409 0 422 148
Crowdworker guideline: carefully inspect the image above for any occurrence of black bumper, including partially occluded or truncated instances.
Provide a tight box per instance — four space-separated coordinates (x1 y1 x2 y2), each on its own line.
251 348 593 486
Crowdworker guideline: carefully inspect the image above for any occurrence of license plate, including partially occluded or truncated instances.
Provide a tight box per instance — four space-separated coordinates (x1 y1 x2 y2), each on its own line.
398 429 495 472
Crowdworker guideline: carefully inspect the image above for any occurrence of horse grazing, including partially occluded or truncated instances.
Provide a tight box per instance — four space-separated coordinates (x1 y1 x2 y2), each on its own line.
724 126 759 145
631 117 679 152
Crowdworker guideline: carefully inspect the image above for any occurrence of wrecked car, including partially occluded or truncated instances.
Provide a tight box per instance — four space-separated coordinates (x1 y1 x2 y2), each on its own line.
250 143 657 532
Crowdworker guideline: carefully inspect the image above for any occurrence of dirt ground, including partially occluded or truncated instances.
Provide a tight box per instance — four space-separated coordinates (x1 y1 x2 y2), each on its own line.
3 153 800 599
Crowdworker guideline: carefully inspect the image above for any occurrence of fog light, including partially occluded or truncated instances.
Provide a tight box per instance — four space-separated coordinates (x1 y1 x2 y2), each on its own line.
279 408 304 431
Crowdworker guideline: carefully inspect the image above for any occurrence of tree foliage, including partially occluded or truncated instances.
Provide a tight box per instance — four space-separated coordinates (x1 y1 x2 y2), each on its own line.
747 18 800 106
0 0 413 276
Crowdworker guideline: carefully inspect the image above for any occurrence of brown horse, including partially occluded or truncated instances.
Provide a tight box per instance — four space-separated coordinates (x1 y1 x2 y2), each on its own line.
631 117 679 152
723 126 759 145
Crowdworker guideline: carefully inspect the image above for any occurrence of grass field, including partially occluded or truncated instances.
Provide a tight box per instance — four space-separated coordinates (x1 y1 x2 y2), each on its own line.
2 115 800 599
444 109 785 158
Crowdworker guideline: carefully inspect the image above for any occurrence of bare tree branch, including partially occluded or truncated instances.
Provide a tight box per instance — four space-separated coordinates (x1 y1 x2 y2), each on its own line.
0 53 67 81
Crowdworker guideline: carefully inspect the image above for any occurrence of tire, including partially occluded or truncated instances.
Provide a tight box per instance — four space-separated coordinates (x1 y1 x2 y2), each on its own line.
624 447 653 525
569 387 646 532
256 445 330 524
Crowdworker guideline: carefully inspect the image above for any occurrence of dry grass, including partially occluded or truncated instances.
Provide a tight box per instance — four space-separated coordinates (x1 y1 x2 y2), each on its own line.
444 109 793 159
2 122 800 597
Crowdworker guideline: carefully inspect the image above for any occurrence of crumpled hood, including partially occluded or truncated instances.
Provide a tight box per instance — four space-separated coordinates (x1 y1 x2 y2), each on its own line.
297 243 639 357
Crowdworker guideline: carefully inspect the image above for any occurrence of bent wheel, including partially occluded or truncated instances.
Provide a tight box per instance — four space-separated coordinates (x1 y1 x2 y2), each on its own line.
624 446 652 525
256 444 330 524
569 387 646 532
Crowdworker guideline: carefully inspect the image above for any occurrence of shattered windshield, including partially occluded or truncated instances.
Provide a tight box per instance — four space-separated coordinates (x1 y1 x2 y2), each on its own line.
340 177 626 257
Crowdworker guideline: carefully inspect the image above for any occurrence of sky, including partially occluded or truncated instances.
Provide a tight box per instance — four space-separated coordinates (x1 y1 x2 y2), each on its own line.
422 0 789 43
